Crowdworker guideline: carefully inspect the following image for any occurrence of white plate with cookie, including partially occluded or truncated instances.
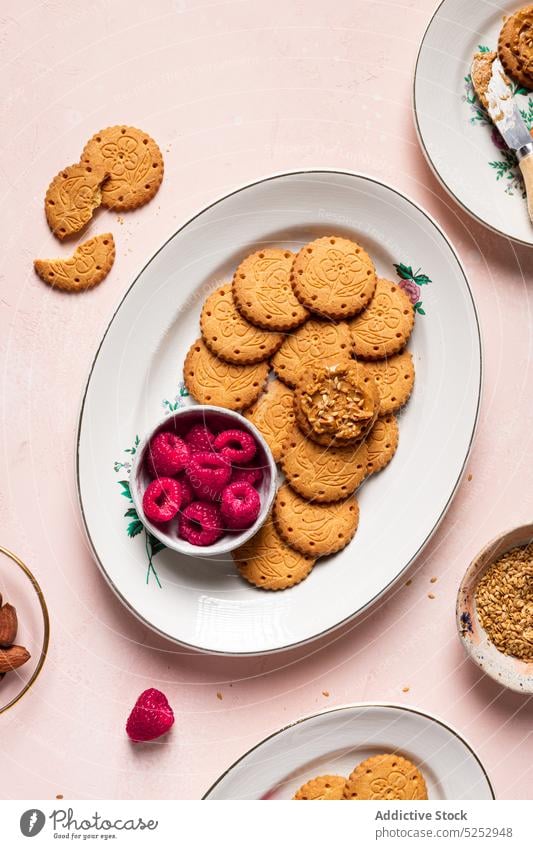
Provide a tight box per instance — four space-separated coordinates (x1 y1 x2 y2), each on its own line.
77 170 481 655
415 0 533 245
203 703 494 799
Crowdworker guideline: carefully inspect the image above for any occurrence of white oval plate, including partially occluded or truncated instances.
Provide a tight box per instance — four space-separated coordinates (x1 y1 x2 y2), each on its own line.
77 170 481 655
415 0 533 246
204 703 494 799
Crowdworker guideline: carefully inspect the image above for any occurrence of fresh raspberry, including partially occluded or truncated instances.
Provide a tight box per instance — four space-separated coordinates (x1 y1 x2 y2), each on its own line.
142 477 181 523
231 463 264 488
186 451 231 499
175 474 193 509
126 688 175 742
185 423 215 453
178 501 223 546
213 428 257 464
220 480 261 530
148 431 190 476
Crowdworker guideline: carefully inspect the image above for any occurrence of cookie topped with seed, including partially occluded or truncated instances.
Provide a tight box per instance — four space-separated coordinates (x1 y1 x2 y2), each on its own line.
233 519 315 590
280 424 368 502
274 484 359 557
272 319 353 388
293 775 347 800
183 338 269 411
498 6 533 90
200 285 283 364
34 233 115 292
350 278 414 359
232 248 308 331
360 351 415 414
45 162 108 240
291 236 376 319
344 754 428 800
245 379 295 462
81 125 164 211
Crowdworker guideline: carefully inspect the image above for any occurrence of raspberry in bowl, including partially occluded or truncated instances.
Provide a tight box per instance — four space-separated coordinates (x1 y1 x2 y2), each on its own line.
130 406 277 557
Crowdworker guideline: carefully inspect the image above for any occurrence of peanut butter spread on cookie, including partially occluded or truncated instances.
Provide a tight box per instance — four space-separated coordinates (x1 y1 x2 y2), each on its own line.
471 51 497 109
510 8 533 76
295 363 379 444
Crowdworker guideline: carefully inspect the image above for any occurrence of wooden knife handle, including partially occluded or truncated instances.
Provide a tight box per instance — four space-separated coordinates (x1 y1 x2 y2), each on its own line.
519 151 533 224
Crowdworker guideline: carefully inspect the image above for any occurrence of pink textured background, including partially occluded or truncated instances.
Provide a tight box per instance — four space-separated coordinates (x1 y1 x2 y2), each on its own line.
1 0 532 801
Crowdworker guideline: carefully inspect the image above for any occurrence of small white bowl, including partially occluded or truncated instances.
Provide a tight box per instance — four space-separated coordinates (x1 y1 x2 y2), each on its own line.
456 524 533 695
130 405 277 558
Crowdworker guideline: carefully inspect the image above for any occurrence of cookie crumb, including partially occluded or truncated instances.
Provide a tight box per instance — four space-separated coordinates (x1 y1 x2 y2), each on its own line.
322 690 330 697
467 473 473 481
56 794 63 800
430 576 437 583
216 692 223 700
405 578 412 586
402 686 410 693
428 593 436 599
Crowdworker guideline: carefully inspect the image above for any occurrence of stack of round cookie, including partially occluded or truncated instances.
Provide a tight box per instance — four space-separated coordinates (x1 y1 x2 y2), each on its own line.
292 752 428 800
183 236 416 590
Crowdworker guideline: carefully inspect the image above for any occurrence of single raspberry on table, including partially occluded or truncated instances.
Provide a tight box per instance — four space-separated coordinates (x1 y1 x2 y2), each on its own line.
178 501 224 546
126 688 175 742
175 474 193 509
142 477 181 523
148 431 190 476
220 480 261 530
213 428 257 464
231 463 264 488
185 423 216 453
186 451 231 498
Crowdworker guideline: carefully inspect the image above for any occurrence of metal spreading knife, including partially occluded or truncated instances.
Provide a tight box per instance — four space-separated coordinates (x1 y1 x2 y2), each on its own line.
471 54 533 223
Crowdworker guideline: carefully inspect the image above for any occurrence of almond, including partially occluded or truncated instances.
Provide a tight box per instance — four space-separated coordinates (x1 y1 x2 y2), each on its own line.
0 645 30 672
0 603 18 647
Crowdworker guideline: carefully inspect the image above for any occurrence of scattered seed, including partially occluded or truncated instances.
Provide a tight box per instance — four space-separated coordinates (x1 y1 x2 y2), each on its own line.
216 692 223 700
322 690 330 697
428 593 436 599
430 576 437 584
402 686 410 693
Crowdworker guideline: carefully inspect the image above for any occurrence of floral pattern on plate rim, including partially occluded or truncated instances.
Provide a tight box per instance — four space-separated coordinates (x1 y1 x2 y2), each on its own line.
463 44 533 198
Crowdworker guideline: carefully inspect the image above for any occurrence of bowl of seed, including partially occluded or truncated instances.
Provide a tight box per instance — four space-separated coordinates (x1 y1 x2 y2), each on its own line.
457 524 533 694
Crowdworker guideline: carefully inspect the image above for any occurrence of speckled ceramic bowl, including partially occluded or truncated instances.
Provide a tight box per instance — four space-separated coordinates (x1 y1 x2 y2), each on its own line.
130 405 277 558
457 524 533 694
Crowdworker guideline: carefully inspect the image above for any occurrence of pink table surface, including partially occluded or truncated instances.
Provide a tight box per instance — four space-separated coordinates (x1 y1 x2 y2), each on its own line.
1 0 532 802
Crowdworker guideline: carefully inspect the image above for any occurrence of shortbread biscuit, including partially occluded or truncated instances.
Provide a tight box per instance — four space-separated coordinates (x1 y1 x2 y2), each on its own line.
200 285 283 364
34 233 115 292
365 415 399 476
272 319 352 388
498 6 533 90
344 754 428 801
232 248 308 331
350 278 414 359
291 236 376 319
81 125 164 210
274 484 359 557
45 162 108 240
184 339 268 411
294 775 346 800
245 379 295 462
233 519 315 590
360 351 415 414
294 362 380 447
280 425 367 502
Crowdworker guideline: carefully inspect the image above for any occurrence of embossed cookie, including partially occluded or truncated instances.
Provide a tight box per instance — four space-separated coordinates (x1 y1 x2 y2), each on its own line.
294 362 380 447
232 248 308 331
245 379 295 462
365 415 399 476
272 319 353 388
498 6 533 90
184 339 269 411
233 519 315 590
34 233 115 292
294 775 347 800
291 236 377 319
200 285 283 364
280 425 368 502
360 351 415 414
350 278 414 359
45 162 108 240
344 754 428 801
81 126 164 210
274 484 359 557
